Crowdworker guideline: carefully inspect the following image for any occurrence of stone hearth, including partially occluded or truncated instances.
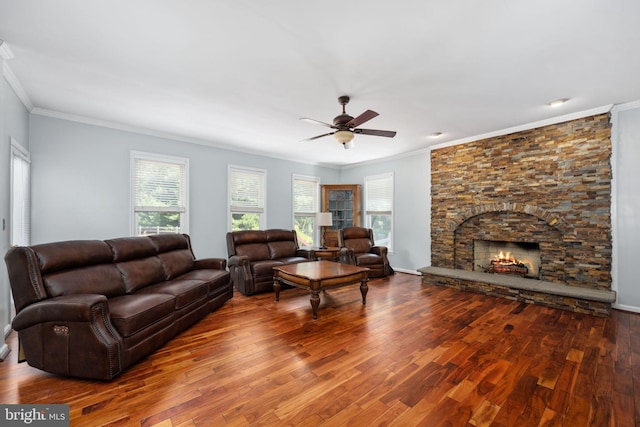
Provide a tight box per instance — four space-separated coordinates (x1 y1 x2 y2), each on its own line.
423 113 615 315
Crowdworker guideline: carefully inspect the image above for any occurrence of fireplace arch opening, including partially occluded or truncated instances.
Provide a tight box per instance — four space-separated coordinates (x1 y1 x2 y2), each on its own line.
453 210 565 283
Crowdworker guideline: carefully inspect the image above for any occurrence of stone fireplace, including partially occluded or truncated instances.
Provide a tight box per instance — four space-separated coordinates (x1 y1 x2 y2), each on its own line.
473 240 540 279
420 113 616 315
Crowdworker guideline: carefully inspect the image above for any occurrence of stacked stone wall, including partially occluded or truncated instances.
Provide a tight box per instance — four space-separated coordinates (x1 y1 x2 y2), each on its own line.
431 113 612 291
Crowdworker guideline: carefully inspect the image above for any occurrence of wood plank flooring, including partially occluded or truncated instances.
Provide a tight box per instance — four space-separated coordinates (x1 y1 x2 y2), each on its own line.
1 273 638 426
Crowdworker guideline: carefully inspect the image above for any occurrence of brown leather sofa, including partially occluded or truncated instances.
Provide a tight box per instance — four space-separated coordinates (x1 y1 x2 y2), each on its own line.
339 227 392 278
226 229 311 295
4 233 232 380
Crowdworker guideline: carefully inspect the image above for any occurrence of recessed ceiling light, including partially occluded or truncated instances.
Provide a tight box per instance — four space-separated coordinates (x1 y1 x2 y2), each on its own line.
430 132 443 138
548 98 569 107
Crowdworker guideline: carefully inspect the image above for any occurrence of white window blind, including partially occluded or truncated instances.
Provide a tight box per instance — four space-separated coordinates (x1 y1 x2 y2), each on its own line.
229 165 266 231
134 157 186 211
230 167 265 213
293 176 318 214
365 173 394 251
365 173 393 214
293 175 319 246
131 152 188 235
10 139 30 247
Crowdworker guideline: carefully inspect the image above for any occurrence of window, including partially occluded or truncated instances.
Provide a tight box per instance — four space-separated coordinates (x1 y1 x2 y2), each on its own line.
10 138 30 246
228 165 266 231
292 175 319 246
131 152 188 236
364 172 393 251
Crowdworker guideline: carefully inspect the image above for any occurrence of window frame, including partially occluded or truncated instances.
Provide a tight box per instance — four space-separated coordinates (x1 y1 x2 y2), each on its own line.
364 172 394 252
130 151 189 236
10 138 31 247
292 174 320 247
228 165 267 231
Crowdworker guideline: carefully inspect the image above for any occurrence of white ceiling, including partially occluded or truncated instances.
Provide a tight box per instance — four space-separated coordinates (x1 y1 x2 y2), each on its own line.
1 1 639 166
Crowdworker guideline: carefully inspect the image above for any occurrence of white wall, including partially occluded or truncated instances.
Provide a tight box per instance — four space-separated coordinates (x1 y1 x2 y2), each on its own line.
612 103 640 312
340 152 432 274
0 63 30 359
29 115 341 259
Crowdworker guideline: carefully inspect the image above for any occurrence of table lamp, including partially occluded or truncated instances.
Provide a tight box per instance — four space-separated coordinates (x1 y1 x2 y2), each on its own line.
316 212 333 249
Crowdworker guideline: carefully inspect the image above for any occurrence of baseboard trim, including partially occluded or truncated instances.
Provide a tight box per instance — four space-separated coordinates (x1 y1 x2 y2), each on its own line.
613 303 640 314
0 343 10 361
393 268 420 275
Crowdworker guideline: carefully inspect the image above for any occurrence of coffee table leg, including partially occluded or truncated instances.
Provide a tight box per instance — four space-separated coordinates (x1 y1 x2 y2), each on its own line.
310 291 320 320
360 279 368 304
274 278 281 301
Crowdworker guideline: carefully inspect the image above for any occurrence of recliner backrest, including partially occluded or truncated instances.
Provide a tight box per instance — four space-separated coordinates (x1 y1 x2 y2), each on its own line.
340 227 374 254
31 240 126 299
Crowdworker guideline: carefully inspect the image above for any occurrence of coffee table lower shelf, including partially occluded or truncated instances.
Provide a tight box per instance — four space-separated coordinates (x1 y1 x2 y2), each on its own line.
273 261 369 320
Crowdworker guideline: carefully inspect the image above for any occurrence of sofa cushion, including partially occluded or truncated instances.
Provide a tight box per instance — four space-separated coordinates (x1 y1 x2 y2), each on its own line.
230 230 267 246
251 260 284 278
43 264 125 298
33 240 114 274
136 279 208 309
157 250 195 280
108 293 175 338
115 257 166 293
275 256 309 265
355 253 383 266
345 238 373 254
268 241 297 260
236 243 270 261
148 233 190 253
265 229 296 241
106 237 157 262
179 269 231 295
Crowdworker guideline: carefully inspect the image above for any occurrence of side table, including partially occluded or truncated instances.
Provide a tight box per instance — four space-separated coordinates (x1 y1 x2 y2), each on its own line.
299 246 341 262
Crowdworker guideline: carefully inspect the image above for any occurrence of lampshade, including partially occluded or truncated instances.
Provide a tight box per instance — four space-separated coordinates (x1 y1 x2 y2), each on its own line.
316 212 333 227
334 130 354 144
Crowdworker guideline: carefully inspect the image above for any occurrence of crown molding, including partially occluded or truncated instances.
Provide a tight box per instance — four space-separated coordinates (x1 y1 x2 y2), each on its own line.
30 108 342 169
430 105 614 151
2 62 34 111
342 104 617 169
0 39 15 60
1 40 34 111
611 100 640 113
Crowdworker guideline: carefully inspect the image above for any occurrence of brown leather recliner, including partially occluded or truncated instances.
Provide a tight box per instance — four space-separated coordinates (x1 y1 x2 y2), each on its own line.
226 229 311 295
339 227 392 278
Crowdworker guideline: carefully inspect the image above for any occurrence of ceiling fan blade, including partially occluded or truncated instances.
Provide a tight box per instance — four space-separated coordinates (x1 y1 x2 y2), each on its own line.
300 131 336 142
300 117 335 128
346 110 379 128
354 128 397 138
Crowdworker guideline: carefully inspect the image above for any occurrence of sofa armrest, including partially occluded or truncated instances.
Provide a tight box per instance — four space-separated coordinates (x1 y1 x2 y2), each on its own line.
371 246 388 257
194 257 227 270
12 294 124 380
227 255 254 295
296 249 314 260
12 294 110 331
228 255 250 268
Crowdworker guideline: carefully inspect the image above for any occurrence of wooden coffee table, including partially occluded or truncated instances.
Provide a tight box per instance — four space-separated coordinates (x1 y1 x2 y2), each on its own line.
273 261 369 320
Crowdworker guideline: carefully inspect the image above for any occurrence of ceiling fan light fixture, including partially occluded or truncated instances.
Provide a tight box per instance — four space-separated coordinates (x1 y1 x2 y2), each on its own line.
343 141 355 150
334 130 354 144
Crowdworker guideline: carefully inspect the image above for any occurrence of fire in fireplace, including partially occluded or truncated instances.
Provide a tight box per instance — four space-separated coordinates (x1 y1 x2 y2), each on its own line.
474 240 541 279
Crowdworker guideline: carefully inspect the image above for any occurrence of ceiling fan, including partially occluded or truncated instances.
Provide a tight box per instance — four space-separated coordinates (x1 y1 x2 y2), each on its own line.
300 96 397 149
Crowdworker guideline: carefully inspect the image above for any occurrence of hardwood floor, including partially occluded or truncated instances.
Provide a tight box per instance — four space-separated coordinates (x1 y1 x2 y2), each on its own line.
1 273 638 426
